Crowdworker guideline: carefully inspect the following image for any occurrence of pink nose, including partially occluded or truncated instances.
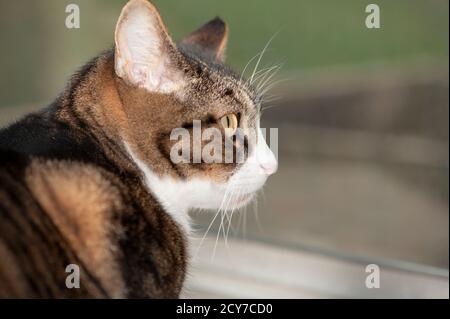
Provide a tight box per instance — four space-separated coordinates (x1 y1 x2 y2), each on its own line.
260 162 277 175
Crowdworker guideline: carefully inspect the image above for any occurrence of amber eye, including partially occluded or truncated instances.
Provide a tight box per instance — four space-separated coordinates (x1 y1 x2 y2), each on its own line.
220 113 238 136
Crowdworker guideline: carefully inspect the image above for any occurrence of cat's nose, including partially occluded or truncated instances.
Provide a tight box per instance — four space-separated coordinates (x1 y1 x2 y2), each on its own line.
260 160 278 175
256 128 278 175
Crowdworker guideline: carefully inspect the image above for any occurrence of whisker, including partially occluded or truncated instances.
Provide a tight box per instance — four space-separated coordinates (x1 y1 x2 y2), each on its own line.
240 51 264 83
193 206 220 261
261 105 279 113
249 31 280 85
225 186 245 245
216 184 236 250
236 203 244 237
194 178 234 261
212 211 223 260
243 204 247 240
261 96 282 105
253 65 280 87
259 77 291 97
254 190 264 233
213 183 238 257
257 64 283 92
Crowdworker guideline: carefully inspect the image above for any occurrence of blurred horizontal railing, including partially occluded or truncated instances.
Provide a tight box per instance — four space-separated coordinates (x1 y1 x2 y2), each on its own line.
185 237 449 298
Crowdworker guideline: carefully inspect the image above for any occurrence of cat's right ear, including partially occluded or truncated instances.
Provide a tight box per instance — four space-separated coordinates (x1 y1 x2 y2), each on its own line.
114 0 185 94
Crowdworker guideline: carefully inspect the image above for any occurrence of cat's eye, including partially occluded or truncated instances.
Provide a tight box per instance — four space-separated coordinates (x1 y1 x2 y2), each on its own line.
220 113 238 136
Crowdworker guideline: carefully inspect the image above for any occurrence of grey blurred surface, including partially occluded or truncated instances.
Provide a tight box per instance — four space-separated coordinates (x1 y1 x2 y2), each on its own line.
184 237 449 298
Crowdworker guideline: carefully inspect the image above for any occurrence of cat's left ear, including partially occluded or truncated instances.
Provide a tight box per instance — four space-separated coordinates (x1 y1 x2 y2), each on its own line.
180 17 228 63
114 0 185 93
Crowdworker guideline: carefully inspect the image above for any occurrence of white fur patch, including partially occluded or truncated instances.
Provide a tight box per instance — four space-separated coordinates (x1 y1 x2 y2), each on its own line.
124 142 192 236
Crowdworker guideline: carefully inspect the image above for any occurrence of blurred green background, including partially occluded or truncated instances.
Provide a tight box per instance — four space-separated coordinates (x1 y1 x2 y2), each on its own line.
0 0 448 107
0 0 448 297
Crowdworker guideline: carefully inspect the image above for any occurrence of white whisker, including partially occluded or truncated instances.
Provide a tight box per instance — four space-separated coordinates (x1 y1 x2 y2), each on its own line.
240 52 264 83
225 186 245 245
259 77 291 97
249 31 280 85
257 64 283 92
252 65 280 87
256 64 281 89
194 177 235 261
213 184 238 257
254 190 264 233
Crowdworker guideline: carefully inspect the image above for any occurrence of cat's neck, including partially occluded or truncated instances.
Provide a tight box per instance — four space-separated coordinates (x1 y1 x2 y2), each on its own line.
52 51 131 171
124 142 192 236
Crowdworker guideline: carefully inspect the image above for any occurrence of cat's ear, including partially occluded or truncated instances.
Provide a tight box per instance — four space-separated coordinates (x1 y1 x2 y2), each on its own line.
114 0 185 93
180 17 228 63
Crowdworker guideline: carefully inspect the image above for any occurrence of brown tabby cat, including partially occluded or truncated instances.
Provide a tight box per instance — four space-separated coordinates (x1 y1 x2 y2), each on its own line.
0 0 277 298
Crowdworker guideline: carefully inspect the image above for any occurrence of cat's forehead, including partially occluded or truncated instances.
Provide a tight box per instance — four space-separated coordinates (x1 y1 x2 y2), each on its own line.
181 49 260 113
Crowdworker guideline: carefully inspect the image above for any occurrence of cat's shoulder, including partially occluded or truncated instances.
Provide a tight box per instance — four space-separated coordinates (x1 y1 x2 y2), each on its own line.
0 149 123 221
25 158 124 214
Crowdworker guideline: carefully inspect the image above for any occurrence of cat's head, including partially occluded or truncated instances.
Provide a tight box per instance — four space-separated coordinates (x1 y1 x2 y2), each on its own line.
114 0 277 212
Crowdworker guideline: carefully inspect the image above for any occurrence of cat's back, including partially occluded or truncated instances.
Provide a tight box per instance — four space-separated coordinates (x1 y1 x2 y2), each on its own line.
0 127 123 297
0 108 90 161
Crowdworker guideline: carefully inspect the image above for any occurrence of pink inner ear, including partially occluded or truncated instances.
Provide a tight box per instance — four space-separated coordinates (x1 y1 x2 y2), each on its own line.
130 63 149 87
114 0 187 93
